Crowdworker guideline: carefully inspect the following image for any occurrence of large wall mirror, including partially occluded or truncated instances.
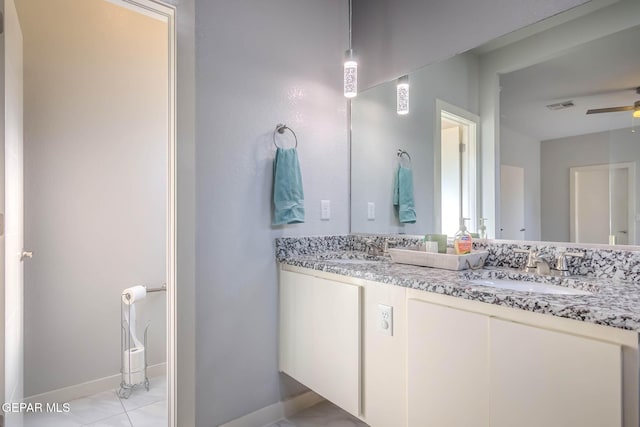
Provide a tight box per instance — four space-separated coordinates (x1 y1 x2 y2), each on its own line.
350 0 640 246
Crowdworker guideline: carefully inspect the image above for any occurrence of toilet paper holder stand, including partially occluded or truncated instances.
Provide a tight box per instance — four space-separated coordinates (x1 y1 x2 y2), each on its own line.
118 300 150 399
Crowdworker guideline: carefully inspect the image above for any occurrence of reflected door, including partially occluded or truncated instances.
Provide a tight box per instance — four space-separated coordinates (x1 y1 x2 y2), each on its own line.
570 163 634 245
500 165 525 240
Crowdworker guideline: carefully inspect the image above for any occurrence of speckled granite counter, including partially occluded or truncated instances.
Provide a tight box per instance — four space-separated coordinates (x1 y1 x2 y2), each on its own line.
276 237 640 332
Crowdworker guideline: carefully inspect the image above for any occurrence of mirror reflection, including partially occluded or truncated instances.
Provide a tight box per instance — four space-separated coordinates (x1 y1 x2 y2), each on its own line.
499 24 640 245
350 0 640 245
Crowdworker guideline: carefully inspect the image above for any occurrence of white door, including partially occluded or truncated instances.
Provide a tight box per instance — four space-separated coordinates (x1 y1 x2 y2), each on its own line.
570 163 635 245
500 165 525 240
611 167 630 245
4 0 24 425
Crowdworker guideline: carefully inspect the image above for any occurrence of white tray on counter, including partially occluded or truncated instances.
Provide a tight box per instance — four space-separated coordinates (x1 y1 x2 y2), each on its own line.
388 248 489 271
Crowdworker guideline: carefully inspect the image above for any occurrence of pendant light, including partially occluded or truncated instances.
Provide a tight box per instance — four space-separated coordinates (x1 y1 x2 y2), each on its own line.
344 0 357 98
397 75 409 115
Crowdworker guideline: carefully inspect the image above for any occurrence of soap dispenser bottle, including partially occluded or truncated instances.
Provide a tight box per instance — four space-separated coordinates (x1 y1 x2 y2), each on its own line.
478 218 488 239
454 218 473 255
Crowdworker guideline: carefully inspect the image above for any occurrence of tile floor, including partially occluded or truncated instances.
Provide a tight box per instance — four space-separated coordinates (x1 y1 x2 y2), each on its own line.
24 376 166 427
265 400 369 427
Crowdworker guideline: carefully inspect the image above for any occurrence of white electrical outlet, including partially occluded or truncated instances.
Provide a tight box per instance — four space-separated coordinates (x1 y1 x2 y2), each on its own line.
378 304 393 336
321 200 331 220
367 202 375 220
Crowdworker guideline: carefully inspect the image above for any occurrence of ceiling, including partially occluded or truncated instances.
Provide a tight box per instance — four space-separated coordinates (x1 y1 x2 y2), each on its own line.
499 24 640 142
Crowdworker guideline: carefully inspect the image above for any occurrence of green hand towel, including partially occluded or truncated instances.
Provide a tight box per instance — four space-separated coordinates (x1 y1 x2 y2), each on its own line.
273 148 305 225
393 165 416 223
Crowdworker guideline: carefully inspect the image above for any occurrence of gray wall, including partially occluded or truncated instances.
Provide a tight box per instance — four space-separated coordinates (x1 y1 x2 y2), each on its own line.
541 127 640 243
21 0 168 397
351 53 479 234
352 0 589 89
500 126 541 241
194 1 348 425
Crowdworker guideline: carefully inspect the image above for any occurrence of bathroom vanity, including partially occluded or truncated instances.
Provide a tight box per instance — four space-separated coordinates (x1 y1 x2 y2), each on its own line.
277 236 640 427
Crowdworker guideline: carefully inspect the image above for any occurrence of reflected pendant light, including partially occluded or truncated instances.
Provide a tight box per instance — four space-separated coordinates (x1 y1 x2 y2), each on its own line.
344 0 357 98
397 75 409 115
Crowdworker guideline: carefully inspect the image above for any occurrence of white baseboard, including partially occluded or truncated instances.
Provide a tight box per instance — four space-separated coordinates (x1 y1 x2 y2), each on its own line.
23 362 166 404
219 391 324 427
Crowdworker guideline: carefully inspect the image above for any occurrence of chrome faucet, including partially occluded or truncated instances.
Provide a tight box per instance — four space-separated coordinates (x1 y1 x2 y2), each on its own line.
363 239 384 256
514 248 584 277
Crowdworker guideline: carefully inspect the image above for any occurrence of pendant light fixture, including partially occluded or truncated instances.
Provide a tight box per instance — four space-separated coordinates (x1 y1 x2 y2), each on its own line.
397 75 409 115
344 0 357 98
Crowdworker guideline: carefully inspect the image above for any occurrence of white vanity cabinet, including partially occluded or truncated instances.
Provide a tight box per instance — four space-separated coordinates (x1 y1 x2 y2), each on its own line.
407 299 491 426
279 269 362 417
280 266 638 427
490 317 621 427
407 294 630 427
279 267 408 426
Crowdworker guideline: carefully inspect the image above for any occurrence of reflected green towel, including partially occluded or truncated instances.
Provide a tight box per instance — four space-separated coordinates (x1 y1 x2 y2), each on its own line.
273 148 305 225
393 165 416 223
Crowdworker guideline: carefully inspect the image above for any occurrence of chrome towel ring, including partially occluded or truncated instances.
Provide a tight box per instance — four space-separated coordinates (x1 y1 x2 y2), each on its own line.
397 149 411 162
273 123 298 149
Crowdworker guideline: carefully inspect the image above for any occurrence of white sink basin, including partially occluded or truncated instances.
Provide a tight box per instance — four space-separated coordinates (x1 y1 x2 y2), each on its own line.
469 278 592 295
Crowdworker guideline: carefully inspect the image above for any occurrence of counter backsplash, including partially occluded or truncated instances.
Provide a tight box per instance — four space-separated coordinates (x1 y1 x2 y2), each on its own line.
276 235 640 282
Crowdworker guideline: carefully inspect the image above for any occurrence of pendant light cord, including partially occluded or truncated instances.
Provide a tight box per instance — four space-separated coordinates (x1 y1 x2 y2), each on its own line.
349 0 352 49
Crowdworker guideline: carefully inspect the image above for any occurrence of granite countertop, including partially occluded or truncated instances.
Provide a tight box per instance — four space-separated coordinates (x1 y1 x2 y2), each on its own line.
279 250 640 332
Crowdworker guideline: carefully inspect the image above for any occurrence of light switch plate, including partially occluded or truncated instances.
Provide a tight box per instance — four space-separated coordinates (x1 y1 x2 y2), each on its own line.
367 202 375 220
378 304 393 336
321 200 331 220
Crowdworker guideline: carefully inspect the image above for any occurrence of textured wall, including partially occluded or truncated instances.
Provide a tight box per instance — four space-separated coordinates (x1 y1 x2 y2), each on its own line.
194 0 349 425
21 0 168 396
352 0 590 89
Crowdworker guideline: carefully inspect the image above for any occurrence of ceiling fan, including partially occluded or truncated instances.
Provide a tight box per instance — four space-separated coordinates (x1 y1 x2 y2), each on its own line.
586 87 640 117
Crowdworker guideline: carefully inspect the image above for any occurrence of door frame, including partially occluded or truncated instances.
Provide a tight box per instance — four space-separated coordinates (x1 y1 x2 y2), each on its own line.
122 1 177 425
570 162 636 245
434 99 481 235
89 1 178 425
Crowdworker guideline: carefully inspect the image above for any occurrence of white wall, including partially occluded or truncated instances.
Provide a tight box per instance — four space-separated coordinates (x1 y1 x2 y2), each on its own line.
351 53 478 235
541 127 640 243
20 0 168 397
195 1 349 425
352 0 589 89
500 126 541 240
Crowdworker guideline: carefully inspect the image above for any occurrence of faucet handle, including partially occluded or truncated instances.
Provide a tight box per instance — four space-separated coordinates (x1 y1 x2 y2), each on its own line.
554 251 584 275
513 248 538 270
383 238 398 253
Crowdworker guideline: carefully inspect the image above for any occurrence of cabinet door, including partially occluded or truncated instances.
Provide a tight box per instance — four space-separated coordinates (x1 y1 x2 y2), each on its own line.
279 270 361 416
407 299 490 427
490 318 622 427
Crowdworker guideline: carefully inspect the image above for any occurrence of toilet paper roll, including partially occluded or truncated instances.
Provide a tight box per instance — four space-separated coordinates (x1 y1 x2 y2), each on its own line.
123 303 143 349
122 286 146 305
123 347 145 384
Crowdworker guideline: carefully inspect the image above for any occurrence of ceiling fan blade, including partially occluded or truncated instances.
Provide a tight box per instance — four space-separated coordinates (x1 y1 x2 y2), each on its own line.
586 106 634 114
